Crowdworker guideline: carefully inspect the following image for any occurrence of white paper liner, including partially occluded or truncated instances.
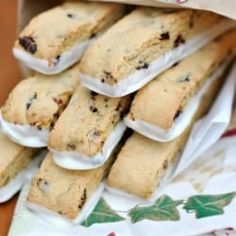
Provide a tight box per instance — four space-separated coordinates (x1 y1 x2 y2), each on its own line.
0 114 49 148
51 121 126 170
0 151 45 203
13 38 94 75
171 62 236 179
8 138 236 236
7 64 236 236
79 20 236 97
124 58 232 142
27 182 105 227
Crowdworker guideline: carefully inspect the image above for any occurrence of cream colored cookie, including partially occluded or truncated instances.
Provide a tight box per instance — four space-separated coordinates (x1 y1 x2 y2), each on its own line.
48 84 131 169
14 1 126 74
124 30 236 141
1 63 79 147
107 71 225 199
79 7 235 97
28 152 113 219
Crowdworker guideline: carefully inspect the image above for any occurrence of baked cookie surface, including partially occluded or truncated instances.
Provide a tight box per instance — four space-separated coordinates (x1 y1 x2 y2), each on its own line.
125 29 236 139
107 68 225 199
49 84 131 158
2 63 80 130
79 7 234 96
28 152 112 219
0 133 37 188
14 2 126 74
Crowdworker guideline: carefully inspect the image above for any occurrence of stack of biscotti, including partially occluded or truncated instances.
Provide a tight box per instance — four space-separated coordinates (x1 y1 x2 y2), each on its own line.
1 1 236 223
0 1 126 206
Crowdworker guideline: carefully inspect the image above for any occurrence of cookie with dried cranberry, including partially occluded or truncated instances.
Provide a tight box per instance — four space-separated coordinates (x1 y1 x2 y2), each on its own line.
1 63 79 147
48 84 132 170
79 7 234 97
107 70 225 199
27 152 113 220
13 2 126 74
124 29 236 142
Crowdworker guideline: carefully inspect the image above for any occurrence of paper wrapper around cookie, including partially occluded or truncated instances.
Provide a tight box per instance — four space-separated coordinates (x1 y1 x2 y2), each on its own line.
85 0 236 20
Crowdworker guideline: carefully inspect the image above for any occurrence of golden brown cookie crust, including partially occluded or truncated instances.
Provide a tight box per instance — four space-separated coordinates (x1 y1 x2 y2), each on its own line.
0 133 38 187
107 69 225 199
48 84 131 157
79 8 224 85
127 29 236 130
1 63 80 129
15 2 126 65
27 152 113 219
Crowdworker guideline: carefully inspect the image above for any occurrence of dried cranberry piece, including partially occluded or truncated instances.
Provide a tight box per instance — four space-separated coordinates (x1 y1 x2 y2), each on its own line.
174 110 182 120
174 35 185 48
171 62 179 68
90 91 98 97
89 106 98 113
159 32 170 40
136 62 149 70
18 36 37 54
26 92 37 110
67 13 74 18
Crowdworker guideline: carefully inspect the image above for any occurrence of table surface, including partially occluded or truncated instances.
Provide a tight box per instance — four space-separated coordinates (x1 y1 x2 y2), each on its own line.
0 1 22 236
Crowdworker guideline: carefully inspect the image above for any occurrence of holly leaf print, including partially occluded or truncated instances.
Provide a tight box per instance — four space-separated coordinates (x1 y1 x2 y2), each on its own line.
81 198 124 227
129 195 183 223
183 192 236 218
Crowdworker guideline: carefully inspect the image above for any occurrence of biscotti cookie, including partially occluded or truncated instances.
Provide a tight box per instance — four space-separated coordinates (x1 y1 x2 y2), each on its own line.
0 132 40 203
1 63 79 147
124 29 236 142
79 7 235 97
48 84 131 170
107 71 225 199
13 2 126 75
27 152 112 223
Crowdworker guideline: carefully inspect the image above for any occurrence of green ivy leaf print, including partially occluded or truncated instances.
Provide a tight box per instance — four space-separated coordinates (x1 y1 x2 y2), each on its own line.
183 192 236 218
129 195 183 223
81 198 124 227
